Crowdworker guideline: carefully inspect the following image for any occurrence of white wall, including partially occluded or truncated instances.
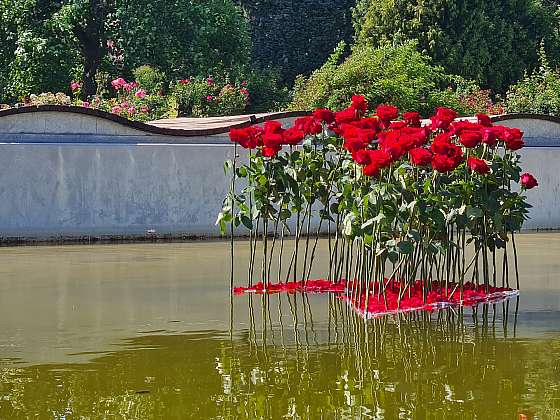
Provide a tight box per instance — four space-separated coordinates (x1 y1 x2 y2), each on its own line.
0 112 558 239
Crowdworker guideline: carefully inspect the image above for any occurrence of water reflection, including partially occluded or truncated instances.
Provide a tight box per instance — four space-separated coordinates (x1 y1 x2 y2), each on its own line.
1 294 559 418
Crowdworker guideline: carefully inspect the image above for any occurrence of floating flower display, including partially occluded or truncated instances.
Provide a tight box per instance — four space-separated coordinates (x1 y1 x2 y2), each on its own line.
219 96 537 316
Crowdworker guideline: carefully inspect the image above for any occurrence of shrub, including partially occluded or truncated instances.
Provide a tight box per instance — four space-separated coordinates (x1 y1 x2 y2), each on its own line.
133 66 166 95
355 0 560 92
243 68 291 113
504 48 560 115
173 77 249 117
290 42 471 116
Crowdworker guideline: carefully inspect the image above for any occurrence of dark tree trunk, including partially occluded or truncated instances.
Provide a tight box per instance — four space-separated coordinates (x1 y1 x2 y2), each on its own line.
73 0 112 99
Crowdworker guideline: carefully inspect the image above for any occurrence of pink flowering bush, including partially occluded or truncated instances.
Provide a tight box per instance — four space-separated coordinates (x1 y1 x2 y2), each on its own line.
70 76 170 122
173 76 249 117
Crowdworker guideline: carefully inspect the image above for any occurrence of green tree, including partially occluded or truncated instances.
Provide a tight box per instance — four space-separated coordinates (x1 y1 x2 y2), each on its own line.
114 0 251 81
0 0 251 102
356 0 560 91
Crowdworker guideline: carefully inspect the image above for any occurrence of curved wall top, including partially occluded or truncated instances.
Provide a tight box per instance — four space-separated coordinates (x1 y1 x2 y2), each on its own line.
0 105 309 141
1 106 560 145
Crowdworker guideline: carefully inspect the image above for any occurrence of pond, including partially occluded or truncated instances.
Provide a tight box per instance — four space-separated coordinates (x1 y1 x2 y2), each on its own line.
0 234 559 418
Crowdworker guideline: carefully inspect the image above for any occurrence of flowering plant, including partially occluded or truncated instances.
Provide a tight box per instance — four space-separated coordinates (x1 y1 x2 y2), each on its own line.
173 76 249 117
220 95 536 303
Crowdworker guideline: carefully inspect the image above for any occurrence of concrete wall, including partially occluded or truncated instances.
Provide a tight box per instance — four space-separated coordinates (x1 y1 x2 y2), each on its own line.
0 111 558 240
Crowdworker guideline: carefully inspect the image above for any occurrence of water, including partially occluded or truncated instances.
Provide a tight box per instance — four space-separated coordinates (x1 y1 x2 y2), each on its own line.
0 235 559 418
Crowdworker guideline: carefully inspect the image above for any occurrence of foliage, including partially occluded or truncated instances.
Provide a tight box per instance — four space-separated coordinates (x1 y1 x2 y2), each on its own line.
504 47 560 115
356 0 560 92
0 0 80 102
133 65 166 95
242 68 291 113
114 0 251 82
173 77 249 117
290 42 474 116
0 0 252 103
238 0 354 85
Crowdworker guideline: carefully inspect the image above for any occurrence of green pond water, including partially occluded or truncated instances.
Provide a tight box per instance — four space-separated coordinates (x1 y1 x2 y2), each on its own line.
0 235 559 419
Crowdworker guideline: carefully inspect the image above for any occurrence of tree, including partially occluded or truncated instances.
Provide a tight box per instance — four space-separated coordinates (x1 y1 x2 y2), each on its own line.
0 0 251 102
356 0 560 91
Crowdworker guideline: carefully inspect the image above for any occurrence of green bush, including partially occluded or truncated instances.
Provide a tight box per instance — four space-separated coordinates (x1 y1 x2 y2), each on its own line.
355 0 560 92
504 48 560 115
133 66 166 95
243 68 291 113
290 42 470 116
173 77 249 117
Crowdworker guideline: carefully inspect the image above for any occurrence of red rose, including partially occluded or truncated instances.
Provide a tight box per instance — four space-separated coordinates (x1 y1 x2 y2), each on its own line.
363 163 381 177
263 132 283 148
352 117 380 131
503 128 524 150
431 154 457 173
431 107 458 129
477 113 493 127
368 149 392 168
295 116 322 135
467 157 490 174
459 130 482 148
482 128 498 147
376 104 399 124
403 111 421 127
283 127 305 145
264 120 283 134
409 148 433 166
520 173 538 189
389 121 408 130
344 138 366 154
351 95 368 115
353 149 371 165
262 145 281 158
335 107 358 124
313 108 335 124
229 126 260 149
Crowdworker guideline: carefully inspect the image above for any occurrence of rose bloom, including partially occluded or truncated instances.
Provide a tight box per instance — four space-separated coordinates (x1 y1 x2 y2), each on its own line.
376 104 399 123
467 156 490 174
206 95 214 102
313 108 335 124
207 77 215 85
409 147 433 166
111 105 123 114
140 105 149 113
135 89 146 99
179 79 190 85
520 173 538 189
431 107 458 129
70 82 81 91
368 149 392 168
403 111 421 127
431 154 457 173
363 162 381 177
82 101 90 108
459 130 482 148
351 95 368 114
335 107 358 124
128 106 136 115
353 149 371 165
262 145 281 158
295 116 322 135
111 77 126 90
482 128 498 147
477 113 493 127
282 127 304 145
